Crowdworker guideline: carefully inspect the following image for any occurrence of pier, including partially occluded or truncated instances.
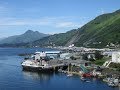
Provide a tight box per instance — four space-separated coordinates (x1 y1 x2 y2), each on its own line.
46 60 69 71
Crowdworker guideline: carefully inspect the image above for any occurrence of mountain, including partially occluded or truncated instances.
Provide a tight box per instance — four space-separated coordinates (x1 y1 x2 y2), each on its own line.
0 30 49 44
74 9 120 47
0 37 5 41
27 29 79 47
28 9 120 48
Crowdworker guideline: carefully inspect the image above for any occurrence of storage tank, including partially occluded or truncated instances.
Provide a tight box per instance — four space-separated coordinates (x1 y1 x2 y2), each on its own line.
112 52 120 63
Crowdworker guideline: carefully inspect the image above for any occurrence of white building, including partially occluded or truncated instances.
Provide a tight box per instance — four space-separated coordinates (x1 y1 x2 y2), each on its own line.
35 51 60 60
45 51 61 59
69 44 74 48
102 51 113 57
35 51 47 60
60 53 72 60
112 52 120 63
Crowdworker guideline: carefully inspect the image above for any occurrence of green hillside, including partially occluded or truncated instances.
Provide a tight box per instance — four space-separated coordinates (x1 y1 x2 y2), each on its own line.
1 9 120 48
28 29 79 47
29 9 120 48
75 9 120 47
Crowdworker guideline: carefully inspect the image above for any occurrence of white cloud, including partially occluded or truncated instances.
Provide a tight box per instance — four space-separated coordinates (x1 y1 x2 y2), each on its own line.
0 18 50 25
0 6 8 14
0 1 11 15
0 16 87 29
0 4 88 28
0 16 88 34
100 8 105 14
55 22 82 28
56 22 74 27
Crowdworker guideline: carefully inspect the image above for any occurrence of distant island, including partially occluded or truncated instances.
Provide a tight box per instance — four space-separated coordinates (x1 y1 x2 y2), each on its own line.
0 30 49 47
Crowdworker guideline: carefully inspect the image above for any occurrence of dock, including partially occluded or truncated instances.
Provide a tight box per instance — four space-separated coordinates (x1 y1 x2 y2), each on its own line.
46 60 69 71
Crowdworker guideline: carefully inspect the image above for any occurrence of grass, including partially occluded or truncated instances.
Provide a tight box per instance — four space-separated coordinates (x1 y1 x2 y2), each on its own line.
109 63 120 71
92 57 109 66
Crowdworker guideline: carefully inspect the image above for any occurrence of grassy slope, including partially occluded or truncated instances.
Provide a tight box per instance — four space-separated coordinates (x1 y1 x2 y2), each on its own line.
75 10 120 47
29 29 79 47
28 10 120 48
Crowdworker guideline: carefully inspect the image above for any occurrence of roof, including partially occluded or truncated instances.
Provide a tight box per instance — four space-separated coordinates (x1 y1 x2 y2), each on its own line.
45 51 61 54
35 51 61 54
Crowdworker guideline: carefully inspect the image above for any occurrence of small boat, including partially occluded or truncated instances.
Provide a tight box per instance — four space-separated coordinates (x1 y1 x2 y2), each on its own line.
80 77 86 81
86 80 91 83
83 73 92 77
67 73 73 77
58 69 62 72
108 82 117 87
108 79 119 87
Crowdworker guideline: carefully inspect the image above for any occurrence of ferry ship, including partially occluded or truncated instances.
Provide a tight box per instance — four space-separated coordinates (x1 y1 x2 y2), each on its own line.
21 51 68 72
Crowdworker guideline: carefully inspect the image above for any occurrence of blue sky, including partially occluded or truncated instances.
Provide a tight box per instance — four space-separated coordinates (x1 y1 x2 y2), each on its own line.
0 0 120 38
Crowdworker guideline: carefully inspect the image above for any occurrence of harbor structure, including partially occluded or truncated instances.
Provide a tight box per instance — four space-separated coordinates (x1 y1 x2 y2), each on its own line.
112 52 120 63
21 51 68 72
60 53 72 60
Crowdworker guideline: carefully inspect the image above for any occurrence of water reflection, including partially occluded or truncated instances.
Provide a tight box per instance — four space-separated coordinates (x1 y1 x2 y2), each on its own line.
22 70 54 82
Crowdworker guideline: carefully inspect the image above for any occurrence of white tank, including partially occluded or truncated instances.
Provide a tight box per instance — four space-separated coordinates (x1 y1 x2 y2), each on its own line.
112 52 120 63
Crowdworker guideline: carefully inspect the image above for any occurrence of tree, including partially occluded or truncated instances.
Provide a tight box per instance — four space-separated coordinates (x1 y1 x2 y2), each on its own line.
82 53 88 60
95 51 103 60
70 56 76 60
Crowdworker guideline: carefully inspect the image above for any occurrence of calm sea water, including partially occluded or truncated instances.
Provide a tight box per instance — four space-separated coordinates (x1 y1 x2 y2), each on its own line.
0 48 119 90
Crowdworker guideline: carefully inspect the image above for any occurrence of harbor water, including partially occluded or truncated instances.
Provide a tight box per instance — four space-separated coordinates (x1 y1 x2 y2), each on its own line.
0 48 119 90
